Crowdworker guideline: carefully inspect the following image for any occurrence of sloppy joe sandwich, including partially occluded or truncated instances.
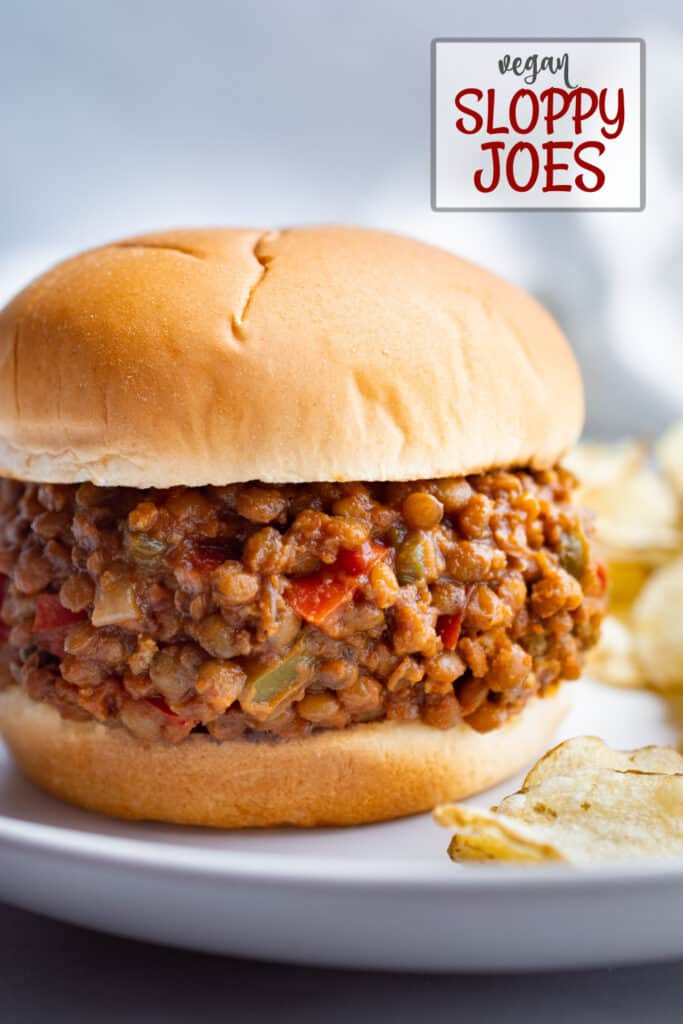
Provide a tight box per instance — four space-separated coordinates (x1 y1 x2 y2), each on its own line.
0 227 605 826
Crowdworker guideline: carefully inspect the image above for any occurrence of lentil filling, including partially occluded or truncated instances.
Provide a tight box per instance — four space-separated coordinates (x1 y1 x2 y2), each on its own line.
0 469 605 743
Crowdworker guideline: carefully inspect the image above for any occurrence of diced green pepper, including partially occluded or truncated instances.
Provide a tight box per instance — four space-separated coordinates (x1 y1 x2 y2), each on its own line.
241 643 312 718
128 532 166 567
558 529 586 580
386 523 408 548
396 533 429 585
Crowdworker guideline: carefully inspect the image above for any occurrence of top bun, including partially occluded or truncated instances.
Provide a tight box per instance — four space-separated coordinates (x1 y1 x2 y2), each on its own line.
0 227 583 487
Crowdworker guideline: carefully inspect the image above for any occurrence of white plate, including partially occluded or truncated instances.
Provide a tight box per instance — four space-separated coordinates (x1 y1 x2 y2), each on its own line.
1 679 683 972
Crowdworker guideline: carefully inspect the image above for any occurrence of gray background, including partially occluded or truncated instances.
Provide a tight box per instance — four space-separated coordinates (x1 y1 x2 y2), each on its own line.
2 1 683 1017
4 901 683 1024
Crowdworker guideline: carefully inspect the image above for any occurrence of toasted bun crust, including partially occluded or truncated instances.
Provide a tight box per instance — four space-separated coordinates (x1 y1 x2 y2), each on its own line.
0 227 583 487
0 685 569 827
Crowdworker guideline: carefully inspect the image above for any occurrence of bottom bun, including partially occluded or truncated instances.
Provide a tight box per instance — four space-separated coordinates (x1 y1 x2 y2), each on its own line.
0 684 570 828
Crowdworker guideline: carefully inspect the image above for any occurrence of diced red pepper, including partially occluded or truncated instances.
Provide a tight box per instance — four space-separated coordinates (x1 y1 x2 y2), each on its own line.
286 573 356 626
335 541 388 577
437 610 464 650
596 562 608 593
32 593 87 658
34 631 71 658
286 541 388 626
188 538 234 573
436 585 474 651
147 696 181 719
33 593 86 632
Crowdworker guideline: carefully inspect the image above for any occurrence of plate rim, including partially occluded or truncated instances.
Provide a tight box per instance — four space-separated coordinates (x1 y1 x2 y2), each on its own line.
3 807 683 892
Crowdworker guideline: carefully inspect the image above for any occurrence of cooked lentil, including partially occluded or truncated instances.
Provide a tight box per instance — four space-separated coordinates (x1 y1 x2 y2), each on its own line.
0 469 605 743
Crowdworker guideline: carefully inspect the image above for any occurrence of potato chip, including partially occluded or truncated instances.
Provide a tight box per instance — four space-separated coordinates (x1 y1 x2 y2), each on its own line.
435 737 683 864
564 430 683 694
567 441 681 563
433 804 563 863
632 556 683 689
586 615 644 689
607 562 650 610
657 420 683 503
522 735 683 787
564 441 645 489
589 466 679 560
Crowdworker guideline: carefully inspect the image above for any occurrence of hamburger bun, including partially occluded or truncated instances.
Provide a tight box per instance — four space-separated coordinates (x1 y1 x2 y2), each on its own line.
0 226 582 828
0 683 570 827
0 226 583 488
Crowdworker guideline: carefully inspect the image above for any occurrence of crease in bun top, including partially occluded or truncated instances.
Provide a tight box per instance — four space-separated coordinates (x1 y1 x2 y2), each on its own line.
0 227 606 828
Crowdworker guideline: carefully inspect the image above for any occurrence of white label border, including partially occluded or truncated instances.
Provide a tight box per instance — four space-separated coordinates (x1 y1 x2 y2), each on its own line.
430 37 646 212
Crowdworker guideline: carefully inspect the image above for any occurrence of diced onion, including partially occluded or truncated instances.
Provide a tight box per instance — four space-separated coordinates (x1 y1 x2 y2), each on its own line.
92 577 140 626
